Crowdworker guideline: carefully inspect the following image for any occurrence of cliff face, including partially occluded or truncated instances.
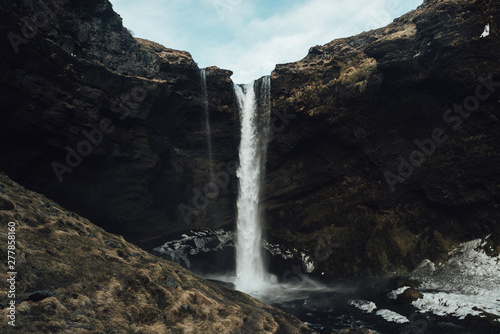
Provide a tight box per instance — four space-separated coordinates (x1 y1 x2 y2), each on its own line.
0 0 239 245
1 0 500 279
0 173 314 333
267 0 500 276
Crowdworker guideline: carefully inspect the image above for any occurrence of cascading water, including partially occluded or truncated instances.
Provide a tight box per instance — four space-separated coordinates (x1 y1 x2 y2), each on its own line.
200 69 214 177
234 76 272 294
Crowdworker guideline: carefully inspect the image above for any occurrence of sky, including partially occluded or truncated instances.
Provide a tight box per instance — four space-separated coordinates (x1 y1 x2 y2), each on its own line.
110 0 423 83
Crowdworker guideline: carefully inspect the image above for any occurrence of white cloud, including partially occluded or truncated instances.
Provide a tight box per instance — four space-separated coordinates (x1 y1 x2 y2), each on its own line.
110 0 423 83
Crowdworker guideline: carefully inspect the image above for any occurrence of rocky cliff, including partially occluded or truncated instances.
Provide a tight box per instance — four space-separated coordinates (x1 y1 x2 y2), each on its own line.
0 0 238 247
267 0 500 276
1 0 499 280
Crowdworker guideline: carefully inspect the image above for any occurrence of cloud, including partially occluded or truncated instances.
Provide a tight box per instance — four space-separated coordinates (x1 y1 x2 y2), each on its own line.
206 0 422 82
110 0 423 83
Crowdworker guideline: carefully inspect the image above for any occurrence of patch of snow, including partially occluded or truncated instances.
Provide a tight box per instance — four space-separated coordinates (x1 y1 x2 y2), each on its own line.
411 259 436 278
194 237 213 251
301 252 316 273
413 291 500 320
216 232 233 244
480 24 490 38
153 229 235 268
375 309 409 323
262 240 295 259
388 286 410 300
348 299 377 313
409 237 500 321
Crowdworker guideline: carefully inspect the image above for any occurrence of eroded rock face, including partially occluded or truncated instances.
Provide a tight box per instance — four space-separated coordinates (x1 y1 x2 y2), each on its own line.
266 0 500 276
0 0 239 245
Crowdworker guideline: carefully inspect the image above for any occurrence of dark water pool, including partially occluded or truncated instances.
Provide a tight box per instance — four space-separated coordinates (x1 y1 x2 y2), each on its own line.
267 289 411 334
253 280 497 334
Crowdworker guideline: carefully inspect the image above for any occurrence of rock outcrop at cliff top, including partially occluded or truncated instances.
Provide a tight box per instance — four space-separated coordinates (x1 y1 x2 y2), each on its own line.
0 173 315 333
0 0 239 246
267 0 500 275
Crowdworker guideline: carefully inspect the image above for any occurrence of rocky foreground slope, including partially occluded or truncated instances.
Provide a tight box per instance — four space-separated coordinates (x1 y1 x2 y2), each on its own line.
0 173 315 333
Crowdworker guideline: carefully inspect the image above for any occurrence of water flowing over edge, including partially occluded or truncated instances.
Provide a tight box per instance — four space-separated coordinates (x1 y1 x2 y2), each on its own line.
204 77 334 299
233 77 273 294
200 69 214 177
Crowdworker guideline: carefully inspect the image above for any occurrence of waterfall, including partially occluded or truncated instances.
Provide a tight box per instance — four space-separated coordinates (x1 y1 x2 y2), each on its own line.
234 76 272 294
200 69 214 177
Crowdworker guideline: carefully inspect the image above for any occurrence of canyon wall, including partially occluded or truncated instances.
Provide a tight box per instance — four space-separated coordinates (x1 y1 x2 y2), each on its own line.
1 0 499 277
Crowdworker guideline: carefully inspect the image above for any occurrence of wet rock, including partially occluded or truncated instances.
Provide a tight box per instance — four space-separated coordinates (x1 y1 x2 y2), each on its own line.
398 287 423 304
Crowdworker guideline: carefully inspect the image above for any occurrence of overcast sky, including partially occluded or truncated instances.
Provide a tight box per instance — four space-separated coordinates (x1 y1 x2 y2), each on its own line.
110 0 423 83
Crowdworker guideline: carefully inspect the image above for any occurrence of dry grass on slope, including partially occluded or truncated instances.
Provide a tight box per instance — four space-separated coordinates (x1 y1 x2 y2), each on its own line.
0 173 314 334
